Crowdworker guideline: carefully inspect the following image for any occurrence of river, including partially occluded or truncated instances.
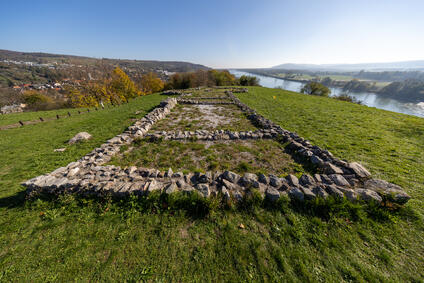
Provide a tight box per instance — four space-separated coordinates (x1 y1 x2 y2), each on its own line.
230 70 424 118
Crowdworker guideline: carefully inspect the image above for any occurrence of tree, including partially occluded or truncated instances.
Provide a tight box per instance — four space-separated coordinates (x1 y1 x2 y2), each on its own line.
301 82 331 97
109 67 142 101
164 70 238 90
210 70 236 86
238 75 259 86
139 72 164 94
320 77 333 86
66 67 142 107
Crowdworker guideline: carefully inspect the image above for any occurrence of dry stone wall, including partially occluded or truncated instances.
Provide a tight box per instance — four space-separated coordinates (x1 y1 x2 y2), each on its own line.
146 129 278 141
22 91 411 206
177 99 233 105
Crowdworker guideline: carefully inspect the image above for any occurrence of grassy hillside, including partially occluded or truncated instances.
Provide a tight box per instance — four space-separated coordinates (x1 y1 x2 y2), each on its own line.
0 88 423 281
0 107 98 127
236 87 424 202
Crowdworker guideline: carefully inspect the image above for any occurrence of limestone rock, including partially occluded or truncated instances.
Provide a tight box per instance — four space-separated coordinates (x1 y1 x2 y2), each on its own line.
233 191 243 202
258 173 269 184
67 167 80 177
337 186 357 202
265 187 280 201
329 174 350 187
222 171 240 184
310 155 324 166
68 132 92 144
147 179 160 192
356 188 383 203
166 168 173 177
364 179 410 204
324 162 344 174
198 173 210 184
301 187 316 200
172 172 184 178
196 183 210 197
165 182 178 194
242 173 258 184
288 187 304 201
221 187 231 201
299 174 316 186
279 179 291 191
312 186 329 199
313 174 322 183
269 175 281 187
222 179 239 191
286 174 299 187
324 185 344 199
348 162 371 178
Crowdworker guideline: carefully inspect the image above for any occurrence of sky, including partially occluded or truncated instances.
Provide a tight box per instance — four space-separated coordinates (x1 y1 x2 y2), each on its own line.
1 0 424 68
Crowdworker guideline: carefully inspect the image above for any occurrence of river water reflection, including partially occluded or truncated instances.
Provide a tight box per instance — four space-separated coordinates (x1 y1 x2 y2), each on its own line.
230 70 424 118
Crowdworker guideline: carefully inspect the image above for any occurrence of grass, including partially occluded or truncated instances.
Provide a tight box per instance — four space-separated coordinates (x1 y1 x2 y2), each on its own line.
0 87 423 281
0 94 164 198
109 138 310 176
0 106 99 127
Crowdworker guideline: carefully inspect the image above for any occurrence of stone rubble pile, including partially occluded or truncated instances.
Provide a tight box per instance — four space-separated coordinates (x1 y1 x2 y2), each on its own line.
22 90 411 206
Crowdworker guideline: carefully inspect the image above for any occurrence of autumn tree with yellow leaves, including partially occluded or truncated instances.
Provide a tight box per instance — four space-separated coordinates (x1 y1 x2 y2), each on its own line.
138 72 164 94
67 67 144 107
109 67 142 101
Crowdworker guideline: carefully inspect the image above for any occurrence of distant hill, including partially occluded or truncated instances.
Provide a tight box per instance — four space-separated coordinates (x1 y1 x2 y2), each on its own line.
272 61 424 71
0 49 209 88
0 49 209 73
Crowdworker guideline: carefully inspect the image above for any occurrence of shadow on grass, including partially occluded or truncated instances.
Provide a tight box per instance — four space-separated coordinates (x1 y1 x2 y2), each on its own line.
0 190 27 209
15 188 420 225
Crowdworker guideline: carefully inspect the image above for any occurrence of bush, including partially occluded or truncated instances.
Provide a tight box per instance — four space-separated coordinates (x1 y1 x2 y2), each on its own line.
301 82 331 97
333 94 362 104
23 90 71 111
238 75 260 86
23 90 52 105
164 70 237 90
67 67 143 107
139 72 164 94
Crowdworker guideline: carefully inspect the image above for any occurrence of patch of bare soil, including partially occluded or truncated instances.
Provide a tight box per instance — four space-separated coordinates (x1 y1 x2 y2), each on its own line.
151 104 257 131
109 139 312 177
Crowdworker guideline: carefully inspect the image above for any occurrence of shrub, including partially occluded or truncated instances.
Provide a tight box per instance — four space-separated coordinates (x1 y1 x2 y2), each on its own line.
333 94 362 104
66 67 143 107
22 90 70 111
139 72 164 94
238 75 260 86
23 90 52 105
164 70 237 90
301 82 331 97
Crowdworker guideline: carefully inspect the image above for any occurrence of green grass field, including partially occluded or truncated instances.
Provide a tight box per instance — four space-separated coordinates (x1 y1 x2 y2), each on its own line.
0 106 100 127
0 88 423 281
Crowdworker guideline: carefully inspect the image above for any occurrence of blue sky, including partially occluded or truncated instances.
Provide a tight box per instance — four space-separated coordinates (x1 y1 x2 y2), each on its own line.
1 0 423 68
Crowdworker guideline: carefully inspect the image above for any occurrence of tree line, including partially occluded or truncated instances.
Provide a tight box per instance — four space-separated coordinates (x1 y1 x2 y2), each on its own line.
164 70 259 89
2 67 260 110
